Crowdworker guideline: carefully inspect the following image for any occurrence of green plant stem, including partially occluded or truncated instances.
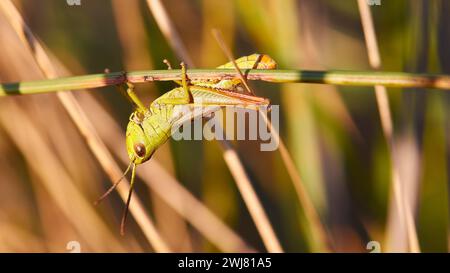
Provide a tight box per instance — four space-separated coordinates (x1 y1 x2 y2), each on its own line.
1 69 450 96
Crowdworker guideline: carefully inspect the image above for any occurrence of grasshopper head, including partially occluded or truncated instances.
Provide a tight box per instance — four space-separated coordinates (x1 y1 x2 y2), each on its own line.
96 111 156 235
125 112 155 165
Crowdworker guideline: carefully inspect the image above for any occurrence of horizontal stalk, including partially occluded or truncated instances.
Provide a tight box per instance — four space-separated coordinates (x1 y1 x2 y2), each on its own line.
1 69 450 96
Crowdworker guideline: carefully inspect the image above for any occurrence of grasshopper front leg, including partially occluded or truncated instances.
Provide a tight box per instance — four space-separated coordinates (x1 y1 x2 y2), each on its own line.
119 81 147 113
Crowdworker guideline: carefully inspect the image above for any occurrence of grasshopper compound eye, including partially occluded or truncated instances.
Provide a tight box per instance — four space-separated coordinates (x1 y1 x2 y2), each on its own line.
134 143 146 158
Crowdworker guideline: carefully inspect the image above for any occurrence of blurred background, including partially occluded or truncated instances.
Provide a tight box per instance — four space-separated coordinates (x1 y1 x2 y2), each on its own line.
0 0 448 252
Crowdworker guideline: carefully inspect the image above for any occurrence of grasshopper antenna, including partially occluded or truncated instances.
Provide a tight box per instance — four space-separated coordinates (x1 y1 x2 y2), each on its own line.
94 161 132 206
120 163 137 236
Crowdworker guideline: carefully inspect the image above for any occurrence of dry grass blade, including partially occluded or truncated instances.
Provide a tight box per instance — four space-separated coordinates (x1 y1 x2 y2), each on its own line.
146 0 194 67
209 33 283 252
357 0 420 253
145 0 283 252
219 140 283 252
0 0 170 252
261 113 331 252
212 28 330 251
0 101 123 251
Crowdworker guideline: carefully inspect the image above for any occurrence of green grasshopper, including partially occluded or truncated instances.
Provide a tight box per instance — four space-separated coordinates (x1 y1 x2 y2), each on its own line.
96 54 277 235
